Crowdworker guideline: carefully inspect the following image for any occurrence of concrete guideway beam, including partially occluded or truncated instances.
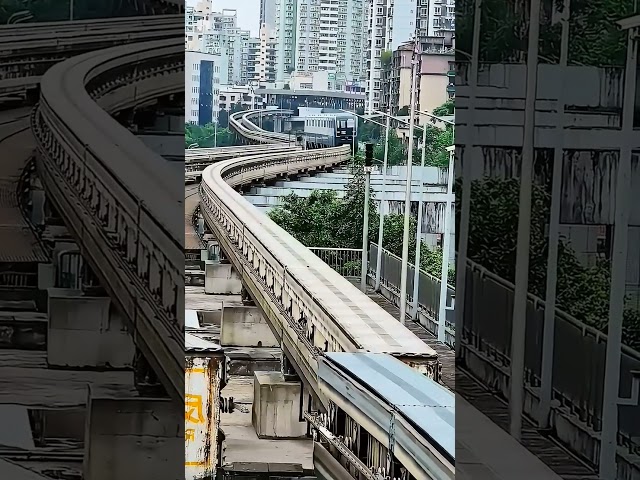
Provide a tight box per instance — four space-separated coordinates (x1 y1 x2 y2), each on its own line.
33 38 185 401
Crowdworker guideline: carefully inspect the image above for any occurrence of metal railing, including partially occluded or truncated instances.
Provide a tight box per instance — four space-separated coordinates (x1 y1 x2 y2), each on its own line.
309 247 363 279
369 243 455 348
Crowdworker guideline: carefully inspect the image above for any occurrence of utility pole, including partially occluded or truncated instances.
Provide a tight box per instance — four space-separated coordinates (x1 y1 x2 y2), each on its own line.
375 113 391 291
367 0 377 115
538 0 570 429
509 0 541 441
456 0 482 358
411 126 428 318
398 40 420 325
598 23 638 480
438 148 455 342
361 143 374 292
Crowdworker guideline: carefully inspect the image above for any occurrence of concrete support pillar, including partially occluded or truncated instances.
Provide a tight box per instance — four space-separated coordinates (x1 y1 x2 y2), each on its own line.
252 372 307 439
204 261 242 295
30 188 46 226
221 306 278 347
47 289 134 368
83 390 182 480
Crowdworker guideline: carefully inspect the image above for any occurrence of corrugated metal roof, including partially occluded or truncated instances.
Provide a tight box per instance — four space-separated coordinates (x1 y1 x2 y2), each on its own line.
324 352 454 459
185 332 222 353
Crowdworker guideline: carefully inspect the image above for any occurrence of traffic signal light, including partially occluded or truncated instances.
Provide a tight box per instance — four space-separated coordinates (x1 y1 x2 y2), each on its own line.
365 143 373 167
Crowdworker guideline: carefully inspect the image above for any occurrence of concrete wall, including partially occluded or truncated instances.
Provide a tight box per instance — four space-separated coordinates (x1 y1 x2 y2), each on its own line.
47 289 134 369
83 395 182 480
221 306 278 347
205 262 242 295
252 372 307 439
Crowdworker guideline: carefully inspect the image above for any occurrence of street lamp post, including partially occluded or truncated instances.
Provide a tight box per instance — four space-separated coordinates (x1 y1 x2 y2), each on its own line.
70 0 74 20
437 147 455 343
509 0 541 441
361 143 374 292
411 126 428 318
214 120 218 148
538 0 570 430
398 42 420 325
375 113 391 291
599 19 638 480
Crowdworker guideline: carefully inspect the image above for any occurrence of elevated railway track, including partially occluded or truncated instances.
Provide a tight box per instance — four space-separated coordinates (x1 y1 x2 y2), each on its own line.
32 35 184 400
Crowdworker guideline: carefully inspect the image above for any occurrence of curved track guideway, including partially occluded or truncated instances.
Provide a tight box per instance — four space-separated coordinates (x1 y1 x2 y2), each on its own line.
33 38 184 401
201 111 439 407
0 15 183 100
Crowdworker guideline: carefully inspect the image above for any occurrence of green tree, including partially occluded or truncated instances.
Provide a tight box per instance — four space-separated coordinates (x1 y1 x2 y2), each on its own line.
269 159 452 281
433 98 454 117
185 123 236 148
462 176 640 349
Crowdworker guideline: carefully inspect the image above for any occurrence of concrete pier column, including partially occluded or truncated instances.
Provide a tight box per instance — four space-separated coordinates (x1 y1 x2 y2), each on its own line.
204 261 242 295
220 306 278 347
30 188 46 226
47 288 134 368
252 371 307 439
83 390 182 480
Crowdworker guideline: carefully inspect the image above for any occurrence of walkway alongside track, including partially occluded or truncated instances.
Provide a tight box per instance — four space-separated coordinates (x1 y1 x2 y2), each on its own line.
364 285 597 479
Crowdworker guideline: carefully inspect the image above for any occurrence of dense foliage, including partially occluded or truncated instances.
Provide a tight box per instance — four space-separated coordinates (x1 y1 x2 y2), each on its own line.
456 0 635 66
269 159 453 279
357 100 453 168
462 177 640 349
185 123 236 148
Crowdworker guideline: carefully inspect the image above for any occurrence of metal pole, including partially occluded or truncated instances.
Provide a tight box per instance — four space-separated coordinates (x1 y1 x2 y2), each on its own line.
509 0 540 441
70 0 74 20
455 0 482 356
214 121 218 148
398 43 420 325
599 28 637 480
361 168 372 292
411 126 428 318
367 0 377 115
538 0 569 429
438 148 455 342
375 113 391 291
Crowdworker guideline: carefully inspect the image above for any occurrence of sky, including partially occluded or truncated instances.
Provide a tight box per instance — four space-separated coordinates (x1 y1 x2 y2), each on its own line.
188 0 261 37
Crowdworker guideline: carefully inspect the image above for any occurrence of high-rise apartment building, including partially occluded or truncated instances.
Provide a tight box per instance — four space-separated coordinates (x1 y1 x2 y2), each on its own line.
363 0 454 112
186 50 221 125
270 0 365 87
425 0 455 37
273 0 297 81
365 0 418 112
186 6 259 85
292 0 364 87
260 0 278 32
258 24 278 82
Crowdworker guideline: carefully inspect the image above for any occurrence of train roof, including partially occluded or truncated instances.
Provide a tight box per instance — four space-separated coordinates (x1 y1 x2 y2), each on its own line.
323 352 455 461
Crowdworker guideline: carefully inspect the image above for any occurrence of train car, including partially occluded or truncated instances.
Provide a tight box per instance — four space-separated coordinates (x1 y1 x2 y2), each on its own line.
314 353 454 480
301 112 357 153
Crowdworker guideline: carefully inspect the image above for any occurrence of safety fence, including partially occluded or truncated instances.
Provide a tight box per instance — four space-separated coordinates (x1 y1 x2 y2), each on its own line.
309 247 363 279
368 243 455 347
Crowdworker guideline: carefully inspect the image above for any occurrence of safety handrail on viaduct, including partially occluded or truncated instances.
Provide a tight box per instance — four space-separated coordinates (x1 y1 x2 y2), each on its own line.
32 37 184 401
199 110 440 405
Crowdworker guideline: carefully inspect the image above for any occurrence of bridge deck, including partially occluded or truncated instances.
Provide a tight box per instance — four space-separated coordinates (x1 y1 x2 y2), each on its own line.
363 287 597 480
0 112 47 263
